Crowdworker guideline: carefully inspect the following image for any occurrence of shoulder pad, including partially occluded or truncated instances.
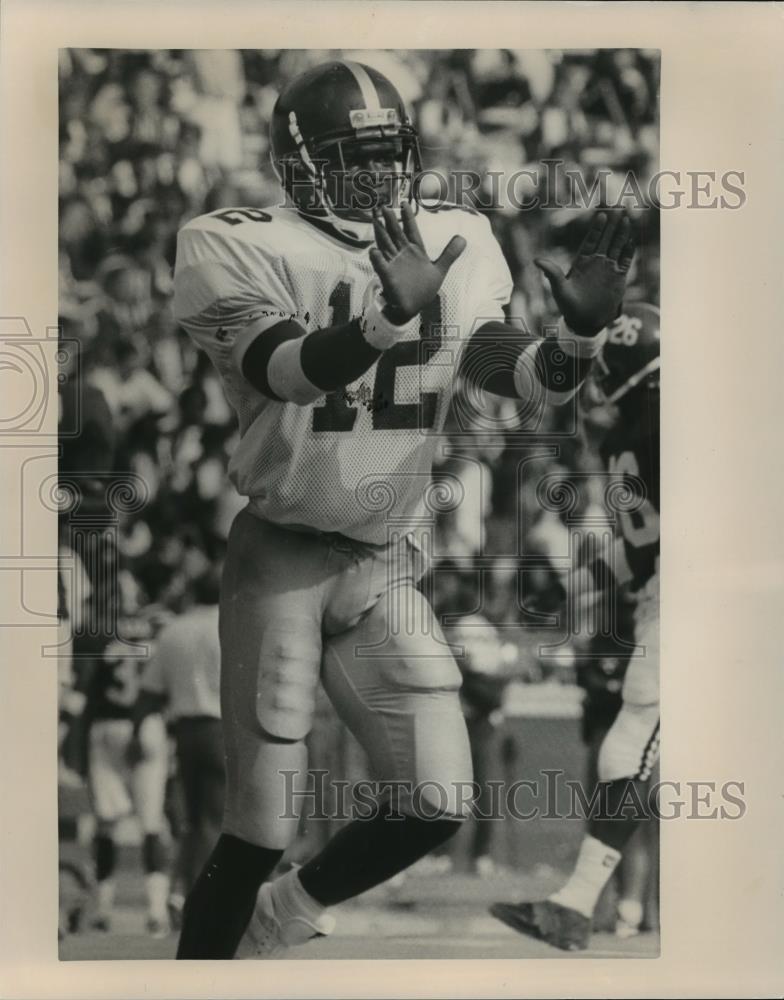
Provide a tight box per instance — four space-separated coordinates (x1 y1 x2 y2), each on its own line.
179 206 326 259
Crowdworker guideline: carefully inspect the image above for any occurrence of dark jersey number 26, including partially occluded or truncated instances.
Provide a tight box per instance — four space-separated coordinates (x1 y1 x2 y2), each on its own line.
312 281 444 433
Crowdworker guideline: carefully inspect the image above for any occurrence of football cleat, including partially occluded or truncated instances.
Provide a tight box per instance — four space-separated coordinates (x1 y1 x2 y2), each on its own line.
235 881 336 959
489 899 592 952
90 915 112 934
615 898 643 939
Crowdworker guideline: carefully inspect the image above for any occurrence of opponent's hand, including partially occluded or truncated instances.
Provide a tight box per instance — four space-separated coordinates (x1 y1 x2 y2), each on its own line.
535 210 636 338
369 203 466 324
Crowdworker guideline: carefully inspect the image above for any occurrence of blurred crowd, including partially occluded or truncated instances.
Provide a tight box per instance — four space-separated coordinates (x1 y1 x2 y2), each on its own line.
58 45 659 636
57 48 660 932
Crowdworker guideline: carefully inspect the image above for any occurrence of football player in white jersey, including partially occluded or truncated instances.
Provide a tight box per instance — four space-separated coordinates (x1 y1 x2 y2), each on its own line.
172 59 636 959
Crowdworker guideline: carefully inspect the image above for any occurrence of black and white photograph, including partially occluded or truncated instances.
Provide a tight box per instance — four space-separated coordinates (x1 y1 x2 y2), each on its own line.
56 44 661 961
1 2 782 997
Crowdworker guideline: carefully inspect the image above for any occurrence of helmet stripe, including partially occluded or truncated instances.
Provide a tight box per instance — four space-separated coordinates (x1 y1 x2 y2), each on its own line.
341 60 381 110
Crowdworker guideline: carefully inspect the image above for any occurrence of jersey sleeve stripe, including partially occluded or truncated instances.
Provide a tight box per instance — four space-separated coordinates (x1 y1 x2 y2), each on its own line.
267 338 323 405
230 313 299 374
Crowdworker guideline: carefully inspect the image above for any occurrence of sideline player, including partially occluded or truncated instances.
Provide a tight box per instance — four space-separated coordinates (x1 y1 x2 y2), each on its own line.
491 302 660 950
171 59 636 959
133 570 224 918
84 624 171 936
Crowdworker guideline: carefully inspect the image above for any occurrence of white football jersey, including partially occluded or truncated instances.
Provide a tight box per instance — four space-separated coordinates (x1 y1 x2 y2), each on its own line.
173 202 512 544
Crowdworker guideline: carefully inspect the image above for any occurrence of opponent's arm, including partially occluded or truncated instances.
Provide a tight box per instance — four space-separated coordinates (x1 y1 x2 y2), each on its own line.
242 204 465 404
460 210 636 403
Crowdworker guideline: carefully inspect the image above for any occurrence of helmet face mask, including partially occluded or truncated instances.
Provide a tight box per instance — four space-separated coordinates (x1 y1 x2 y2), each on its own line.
270 61 422 240
289 133 419 223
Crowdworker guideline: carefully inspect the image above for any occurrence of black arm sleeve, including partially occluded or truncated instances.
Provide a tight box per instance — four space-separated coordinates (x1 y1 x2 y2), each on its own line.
241 318 383 402
459 321 594 399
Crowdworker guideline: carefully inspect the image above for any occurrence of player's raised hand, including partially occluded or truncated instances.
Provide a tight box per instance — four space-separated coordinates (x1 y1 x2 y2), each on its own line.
369 203 466 324
534 210 636 338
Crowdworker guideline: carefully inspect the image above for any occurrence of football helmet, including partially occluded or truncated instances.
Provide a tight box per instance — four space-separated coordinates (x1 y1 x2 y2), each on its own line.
270 60 422 242
594 302 660 404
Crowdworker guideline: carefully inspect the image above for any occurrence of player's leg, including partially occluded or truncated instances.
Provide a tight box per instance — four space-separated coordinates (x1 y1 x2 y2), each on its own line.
491 606 659 951
177 513 327 959
174 717 225 893
614 823 650 937
237 561 473 957
86 720 133 931
549 613 659 911
166 729 194 924
467 714 496 874
198 720 227 870
303 581 471 899
91 821 118 931
131 712 171 936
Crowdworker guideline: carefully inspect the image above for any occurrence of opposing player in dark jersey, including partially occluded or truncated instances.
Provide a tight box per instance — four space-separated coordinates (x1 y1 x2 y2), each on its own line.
172 59 637 960
491 302 660 950
84 623 171 936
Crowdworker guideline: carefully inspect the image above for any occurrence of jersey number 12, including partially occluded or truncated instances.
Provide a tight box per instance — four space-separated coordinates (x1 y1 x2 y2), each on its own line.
312 281 443 433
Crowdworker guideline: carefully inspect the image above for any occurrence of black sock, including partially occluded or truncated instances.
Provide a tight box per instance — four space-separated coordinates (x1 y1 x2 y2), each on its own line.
298 805 461 907
590 777 653 852
142 833 168 874
176 834 283 959
93 834 115 882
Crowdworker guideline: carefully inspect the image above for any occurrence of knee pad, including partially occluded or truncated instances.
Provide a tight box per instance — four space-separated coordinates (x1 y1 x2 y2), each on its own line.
222 726 310 850
142 833 168 874
598 703 660 783
401 703 475 821
255 623 321 742
323 594 473 822
93 833 116 882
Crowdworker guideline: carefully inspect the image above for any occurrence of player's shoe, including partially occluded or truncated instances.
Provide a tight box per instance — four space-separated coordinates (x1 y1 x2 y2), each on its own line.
167 892 185 932
90 914 112 933
473 855 497 878
615 898 643 939
236 880 336 959
146 916 170 939
489 899 592 952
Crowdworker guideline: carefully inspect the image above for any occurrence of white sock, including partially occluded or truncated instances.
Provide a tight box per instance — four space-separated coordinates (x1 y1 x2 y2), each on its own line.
95 879 115 917
145 872 170 922
271 869 329 927
617 897 644 928
549 835 621 918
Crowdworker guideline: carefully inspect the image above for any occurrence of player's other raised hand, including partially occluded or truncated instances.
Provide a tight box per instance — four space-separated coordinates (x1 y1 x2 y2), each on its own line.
369 203 466 324
534 210 636 338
